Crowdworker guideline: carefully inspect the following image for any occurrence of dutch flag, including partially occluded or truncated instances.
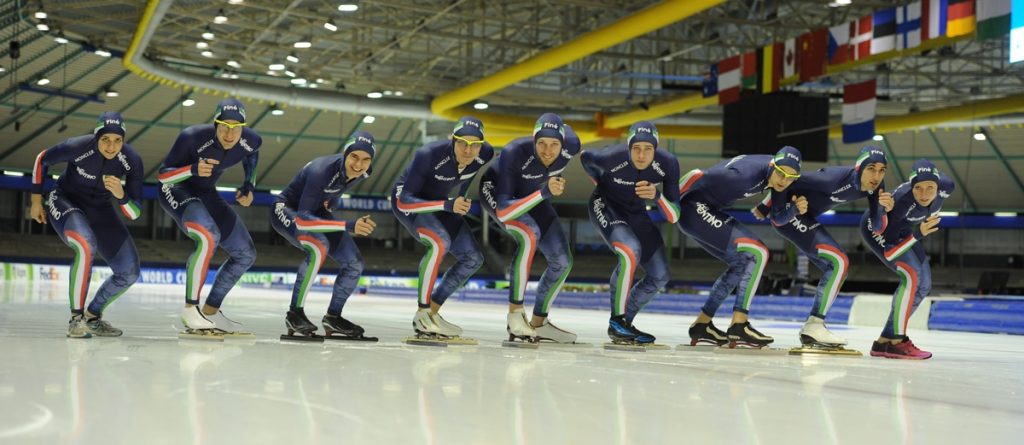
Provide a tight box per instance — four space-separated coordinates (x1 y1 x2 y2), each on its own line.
842 79 877 144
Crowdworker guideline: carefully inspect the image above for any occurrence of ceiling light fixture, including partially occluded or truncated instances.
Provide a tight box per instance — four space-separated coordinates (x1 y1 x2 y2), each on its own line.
201 50 215 58
872 134 884 141
268 63 285 71
973 132 987 141
94 49 112 57
366 91 383 99
473 101 489 110
324 21 338 32
196 41 209 49
35 11 47 19
286 53 299 63
36 77 50 86
362 115 376 124
271 106 284 116
338 4 359 12
227 60 242 69
182 98 196 107
214 9 228 24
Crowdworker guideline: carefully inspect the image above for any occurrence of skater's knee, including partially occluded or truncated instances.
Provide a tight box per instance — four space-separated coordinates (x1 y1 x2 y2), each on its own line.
549 251 572 273
339 260 363 277
119 265 141 285
464 250 485 270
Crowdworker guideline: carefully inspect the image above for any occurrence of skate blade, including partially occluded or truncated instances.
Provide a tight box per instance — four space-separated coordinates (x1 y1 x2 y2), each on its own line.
324 334 379 342
215 330 256 340
536 341 591 348
713 345 789 355
603 342 670 352
179 330 224 341
502 340 539 349
675 344 718 352
280 334 324 343
790 346 863 357
403 336 448 347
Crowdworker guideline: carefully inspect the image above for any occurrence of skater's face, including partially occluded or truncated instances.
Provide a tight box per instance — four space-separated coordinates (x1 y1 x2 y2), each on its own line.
216 119 244 149
452 135 483 166
535 137 562 167
345 151 372 179
97 134 123 159
630 142 655 170
913 180 938 206
768 164 800 192
860 162 886 191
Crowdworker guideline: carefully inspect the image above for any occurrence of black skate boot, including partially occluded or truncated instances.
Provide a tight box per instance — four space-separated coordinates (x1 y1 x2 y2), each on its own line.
281 309 322 342
726 321 774 348
607 315 655 344
322 314 378 342
688 320 728 346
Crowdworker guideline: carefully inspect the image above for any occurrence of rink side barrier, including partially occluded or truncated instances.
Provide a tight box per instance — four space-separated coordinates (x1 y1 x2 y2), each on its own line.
3 261 1022 335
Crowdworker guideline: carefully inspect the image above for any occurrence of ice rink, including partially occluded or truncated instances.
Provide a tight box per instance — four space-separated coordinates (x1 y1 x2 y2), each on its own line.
1 282 1022 444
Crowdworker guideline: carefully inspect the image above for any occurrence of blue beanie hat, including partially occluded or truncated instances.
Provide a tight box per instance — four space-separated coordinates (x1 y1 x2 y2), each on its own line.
452 116 484 140
854 145 887 171
909 159 940 186
343 130 376 158
533 113 565 144
627 121 659 149
772 145 802 173
93 111 126 138
214 98 247 123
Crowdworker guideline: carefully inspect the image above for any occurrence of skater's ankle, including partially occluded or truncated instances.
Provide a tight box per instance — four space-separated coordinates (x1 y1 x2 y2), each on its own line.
84 310 99 320
429 302 443 315
508 304 524 313
731 311 749 325
695 312 713 324
201 305 219 316
530 315 545 328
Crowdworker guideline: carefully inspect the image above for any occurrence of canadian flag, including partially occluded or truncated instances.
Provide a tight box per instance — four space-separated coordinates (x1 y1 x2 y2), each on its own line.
782 37 797 81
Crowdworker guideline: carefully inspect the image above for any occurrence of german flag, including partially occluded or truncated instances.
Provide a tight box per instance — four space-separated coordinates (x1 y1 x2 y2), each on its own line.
946 0 976 37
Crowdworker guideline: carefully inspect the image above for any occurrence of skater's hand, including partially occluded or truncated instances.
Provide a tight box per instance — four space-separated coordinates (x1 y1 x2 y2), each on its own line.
235 190 253 207
353 215 375 236
103 175 125 200
878 188 894 212
452 196 471 215
196 158 219 177
29 194 46 224
792 195 808 215
547 176 565 196
919 214 941 237
634 180 657 200
751 207 765 221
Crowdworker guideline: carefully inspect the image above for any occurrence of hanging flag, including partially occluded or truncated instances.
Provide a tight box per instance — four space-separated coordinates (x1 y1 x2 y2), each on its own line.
851 15 874 60
897 2 923 49
947 0 976 36
922 0 949 40
843 79 877 144
717 55 742 105
781 37 797 84
702 63 719 97
828 22 854 64
798 28 828 82
1012 0 1024 63
758 42 783 93
977 0 1012 39
741 51 758 90
872 8 898 54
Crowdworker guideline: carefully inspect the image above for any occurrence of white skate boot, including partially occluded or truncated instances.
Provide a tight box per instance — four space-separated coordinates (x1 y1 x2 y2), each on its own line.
533 319 578 344
205 310 254 339
179 306 221 340
407 309 475 346
506 310 537 340
432 312 463 336
799 316 847 347
503 309 538 348
67 314 92 339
